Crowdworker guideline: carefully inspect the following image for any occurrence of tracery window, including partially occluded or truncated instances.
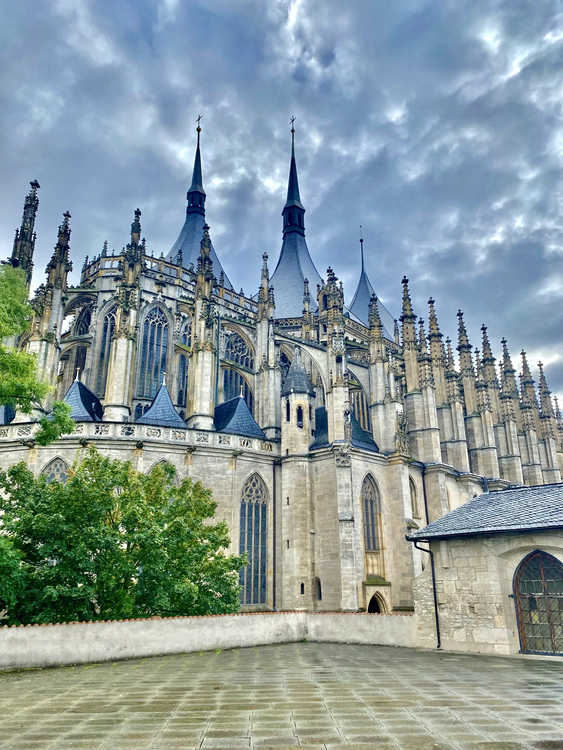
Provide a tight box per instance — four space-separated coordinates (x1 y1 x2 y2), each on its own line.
181 321 192 347
225 333 254 370
223 368 253 413
362 474 380 551
41 458 69 484
74 306 91 336
350 380 371 433
138 307 169 399
239 473 268 605
96 308 116 397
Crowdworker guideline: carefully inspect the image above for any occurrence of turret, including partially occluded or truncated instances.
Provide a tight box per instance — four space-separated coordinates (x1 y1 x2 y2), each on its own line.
281 346 315 456
10 180 40 285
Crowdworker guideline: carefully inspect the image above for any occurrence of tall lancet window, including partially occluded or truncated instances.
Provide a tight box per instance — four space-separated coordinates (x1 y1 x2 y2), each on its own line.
177 354 187 407
96 308 116 397
239 473 268 606
138 307 169 399
362 474 381 551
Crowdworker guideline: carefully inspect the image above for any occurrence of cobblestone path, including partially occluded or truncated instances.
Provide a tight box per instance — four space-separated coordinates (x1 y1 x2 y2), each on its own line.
1 643 563 749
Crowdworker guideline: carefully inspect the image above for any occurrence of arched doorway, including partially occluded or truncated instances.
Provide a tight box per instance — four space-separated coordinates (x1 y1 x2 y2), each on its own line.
514 551 563 655
368 595 381 614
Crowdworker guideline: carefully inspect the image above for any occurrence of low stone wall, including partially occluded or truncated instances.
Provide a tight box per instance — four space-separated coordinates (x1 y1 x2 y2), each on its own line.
0 611 415 670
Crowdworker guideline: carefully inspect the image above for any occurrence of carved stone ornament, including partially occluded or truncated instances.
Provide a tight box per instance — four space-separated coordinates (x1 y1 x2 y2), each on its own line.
334 443 351 467
145 427 162 438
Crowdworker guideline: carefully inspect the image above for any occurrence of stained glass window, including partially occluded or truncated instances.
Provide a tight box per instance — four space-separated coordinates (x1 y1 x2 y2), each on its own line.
362 475 380 551
239 473 268 605
96 309 116 397
225 333 254 370
515 551 563 655
223 368 253 414
41 458 69 484
138 307 168 398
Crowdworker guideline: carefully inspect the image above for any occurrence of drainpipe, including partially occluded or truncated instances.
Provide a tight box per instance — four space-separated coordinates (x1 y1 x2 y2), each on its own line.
411 538 441 650
408 459 429 525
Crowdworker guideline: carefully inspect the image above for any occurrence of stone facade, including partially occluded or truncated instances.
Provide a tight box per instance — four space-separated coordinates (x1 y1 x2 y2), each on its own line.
413 531 563 655
3 131 563 615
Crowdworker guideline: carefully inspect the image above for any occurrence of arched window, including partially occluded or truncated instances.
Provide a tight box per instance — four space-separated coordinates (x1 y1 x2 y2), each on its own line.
409 478 419 518
177 354 187 407
362 475 381 551
286 400 290 422
181 321 192 347
350 383 371 433
322 294 328 310
239 473 268 605
225 333 254 370
315 578 322 601
138 307 169 399
74 306 91 336
41 458 69 484
96 308 116 397
297 406 303 428
135 403 143 421
223 368 253 413
514 551 563 655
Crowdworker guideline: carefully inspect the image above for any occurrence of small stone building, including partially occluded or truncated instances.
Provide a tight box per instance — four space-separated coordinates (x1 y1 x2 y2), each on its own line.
408 484 563 656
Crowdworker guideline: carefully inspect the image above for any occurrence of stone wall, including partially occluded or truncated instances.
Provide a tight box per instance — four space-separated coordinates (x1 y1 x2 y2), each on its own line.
0 611 416 671
413 530 563 655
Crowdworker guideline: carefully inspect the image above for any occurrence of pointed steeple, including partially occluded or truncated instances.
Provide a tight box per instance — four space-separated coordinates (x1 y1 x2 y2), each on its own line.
537 361 555 418
349 231 395 337
10 179 40 285
166 118 232 287
282 118 305 236
457 310 474 374
187 117 206 216
400 276 417 346
427 298 445 363
47 211 72 271
418 317 434 388
269 121 322 317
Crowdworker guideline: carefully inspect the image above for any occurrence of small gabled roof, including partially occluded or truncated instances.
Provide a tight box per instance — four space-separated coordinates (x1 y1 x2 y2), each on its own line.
407 483 563 542
136 384 186 428
214 396 266 440
63 378 103 422
350 411 379 452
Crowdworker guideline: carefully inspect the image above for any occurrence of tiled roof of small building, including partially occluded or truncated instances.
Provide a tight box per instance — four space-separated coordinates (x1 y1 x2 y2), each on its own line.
136 385 186 428
63 379 103 422
407 483 563 541
214 396 266 439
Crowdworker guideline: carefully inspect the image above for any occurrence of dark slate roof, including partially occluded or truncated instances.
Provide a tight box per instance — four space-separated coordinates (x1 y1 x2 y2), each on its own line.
166 211 233 289
189 139 205 196
269 232 322 318
136 385 186 428
311 406 329 449
408 483 563 541
281 347 315 396
63 379 103 422
284 141 304 210
347 268 395 340
0 404 15 425
350 411 379 452
214 396 266 439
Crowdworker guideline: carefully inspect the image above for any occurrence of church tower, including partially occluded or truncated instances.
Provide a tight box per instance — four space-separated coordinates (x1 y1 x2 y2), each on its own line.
10 180 40 285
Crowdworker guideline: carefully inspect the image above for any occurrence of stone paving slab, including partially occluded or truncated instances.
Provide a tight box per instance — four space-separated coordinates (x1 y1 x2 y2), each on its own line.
0 643 563 749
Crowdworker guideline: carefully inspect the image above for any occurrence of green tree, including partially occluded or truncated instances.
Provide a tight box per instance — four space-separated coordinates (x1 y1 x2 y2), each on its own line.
0 264 73 443
0 448 245 625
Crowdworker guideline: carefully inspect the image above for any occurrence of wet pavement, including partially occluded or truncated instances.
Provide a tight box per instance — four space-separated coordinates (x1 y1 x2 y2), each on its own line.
0 642 563 749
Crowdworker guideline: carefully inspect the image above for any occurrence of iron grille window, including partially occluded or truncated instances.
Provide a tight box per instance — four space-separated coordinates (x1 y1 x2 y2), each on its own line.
362 475 380 551
138 307 168 398
515 550 563 655
239 474 267 605
41 458 69 484
96 309 116 397
225 333 254 370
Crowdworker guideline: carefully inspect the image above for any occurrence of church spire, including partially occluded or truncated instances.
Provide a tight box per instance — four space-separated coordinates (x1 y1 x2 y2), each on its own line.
187 116 206 217
11 179 40 285
282 118 305 237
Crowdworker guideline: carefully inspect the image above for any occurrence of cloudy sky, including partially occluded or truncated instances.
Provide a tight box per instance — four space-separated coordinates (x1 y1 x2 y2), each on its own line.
2 0 563 395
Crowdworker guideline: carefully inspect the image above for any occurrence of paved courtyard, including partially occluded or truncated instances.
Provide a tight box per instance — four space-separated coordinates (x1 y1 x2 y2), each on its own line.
1 643 563 750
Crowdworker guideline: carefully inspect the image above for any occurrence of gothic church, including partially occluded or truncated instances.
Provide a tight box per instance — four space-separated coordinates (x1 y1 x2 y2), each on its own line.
2 124 563 614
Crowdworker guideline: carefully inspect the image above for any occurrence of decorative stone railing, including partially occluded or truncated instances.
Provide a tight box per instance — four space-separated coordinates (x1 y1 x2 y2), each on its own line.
0 421 278 456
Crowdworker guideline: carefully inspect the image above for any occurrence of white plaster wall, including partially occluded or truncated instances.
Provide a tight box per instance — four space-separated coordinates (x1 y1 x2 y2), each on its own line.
0 612 415 670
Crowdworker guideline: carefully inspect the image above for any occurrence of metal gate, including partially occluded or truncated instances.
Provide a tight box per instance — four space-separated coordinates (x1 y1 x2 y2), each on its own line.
514 551 563 655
